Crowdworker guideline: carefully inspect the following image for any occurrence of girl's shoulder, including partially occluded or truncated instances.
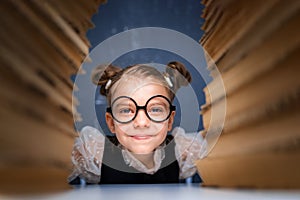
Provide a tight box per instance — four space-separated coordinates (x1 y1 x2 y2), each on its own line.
80 125 102 134
171 126 203 145
171 126 201 138
78 126 106 143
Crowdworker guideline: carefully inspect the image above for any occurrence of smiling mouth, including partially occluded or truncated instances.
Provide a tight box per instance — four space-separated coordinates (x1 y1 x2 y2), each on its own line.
131 135 152 140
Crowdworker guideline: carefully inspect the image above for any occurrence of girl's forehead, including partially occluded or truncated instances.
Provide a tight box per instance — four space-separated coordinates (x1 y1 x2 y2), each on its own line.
111 81 169 103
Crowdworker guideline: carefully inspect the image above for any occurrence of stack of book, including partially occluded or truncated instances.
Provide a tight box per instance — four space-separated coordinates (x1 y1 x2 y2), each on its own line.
196 0 300 188
0 0 104 193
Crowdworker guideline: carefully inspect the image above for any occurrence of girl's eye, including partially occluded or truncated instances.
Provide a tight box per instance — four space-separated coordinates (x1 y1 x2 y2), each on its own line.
119 108 134 114
149 107 164 113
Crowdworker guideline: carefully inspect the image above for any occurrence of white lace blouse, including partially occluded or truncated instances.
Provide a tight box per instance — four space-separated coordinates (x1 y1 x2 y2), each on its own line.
68 126 203 184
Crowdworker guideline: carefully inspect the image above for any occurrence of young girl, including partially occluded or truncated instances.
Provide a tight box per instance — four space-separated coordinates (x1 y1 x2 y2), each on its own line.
68 61 203 184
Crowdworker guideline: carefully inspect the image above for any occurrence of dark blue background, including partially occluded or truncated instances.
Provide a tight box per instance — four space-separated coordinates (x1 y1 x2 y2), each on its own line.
87 0 205 45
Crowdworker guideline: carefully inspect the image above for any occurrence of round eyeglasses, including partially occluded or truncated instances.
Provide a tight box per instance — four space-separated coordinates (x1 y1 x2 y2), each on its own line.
106 95 176 124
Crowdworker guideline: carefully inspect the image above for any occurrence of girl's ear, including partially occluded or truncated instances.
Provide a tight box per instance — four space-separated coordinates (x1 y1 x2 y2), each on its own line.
167 111 176 131
106 112 115 133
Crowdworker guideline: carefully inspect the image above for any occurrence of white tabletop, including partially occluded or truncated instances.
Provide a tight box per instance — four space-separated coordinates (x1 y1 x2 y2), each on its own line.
3 183 300 200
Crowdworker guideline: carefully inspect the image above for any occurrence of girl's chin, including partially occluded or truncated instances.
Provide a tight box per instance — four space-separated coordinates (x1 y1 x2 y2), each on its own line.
129 149 154 155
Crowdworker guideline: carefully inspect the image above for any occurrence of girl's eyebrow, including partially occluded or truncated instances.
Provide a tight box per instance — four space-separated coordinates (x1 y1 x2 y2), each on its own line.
115 102 135 107
148 102 168 107
149 98 169 104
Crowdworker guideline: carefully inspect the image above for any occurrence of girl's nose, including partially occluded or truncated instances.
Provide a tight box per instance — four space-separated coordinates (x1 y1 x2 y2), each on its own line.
133 110 150 128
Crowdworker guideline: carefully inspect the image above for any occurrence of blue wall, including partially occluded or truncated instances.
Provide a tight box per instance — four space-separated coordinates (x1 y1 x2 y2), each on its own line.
87 0 205 45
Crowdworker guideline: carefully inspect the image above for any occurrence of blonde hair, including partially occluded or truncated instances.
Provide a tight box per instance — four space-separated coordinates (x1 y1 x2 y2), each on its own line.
91 61 192 105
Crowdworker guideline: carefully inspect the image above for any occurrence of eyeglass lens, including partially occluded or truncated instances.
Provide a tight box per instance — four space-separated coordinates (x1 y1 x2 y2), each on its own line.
110 95 173 123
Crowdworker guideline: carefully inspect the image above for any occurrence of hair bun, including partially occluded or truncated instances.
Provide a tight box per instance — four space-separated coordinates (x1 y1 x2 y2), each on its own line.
166 61 192 92
91 64 122 96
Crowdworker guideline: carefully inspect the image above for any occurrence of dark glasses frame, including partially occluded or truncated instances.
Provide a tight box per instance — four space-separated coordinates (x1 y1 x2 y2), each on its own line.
106 94 176 124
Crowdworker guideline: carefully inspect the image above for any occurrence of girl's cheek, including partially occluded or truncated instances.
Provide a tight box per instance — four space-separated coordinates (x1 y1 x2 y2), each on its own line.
118 122 167 136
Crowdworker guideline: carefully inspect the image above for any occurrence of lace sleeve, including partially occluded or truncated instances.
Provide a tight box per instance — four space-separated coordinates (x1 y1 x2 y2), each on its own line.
68 126 105 184
172 127 204 179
